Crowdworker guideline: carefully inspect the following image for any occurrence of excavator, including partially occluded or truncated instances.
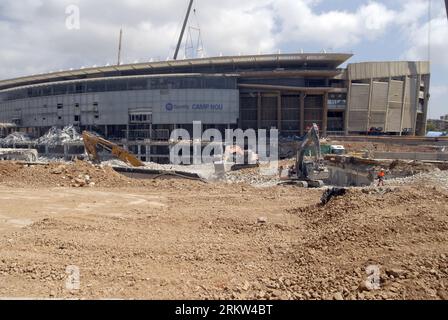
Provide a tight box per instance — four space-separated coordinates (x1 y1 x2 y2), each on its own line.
82 131 144 167
283 123 329 188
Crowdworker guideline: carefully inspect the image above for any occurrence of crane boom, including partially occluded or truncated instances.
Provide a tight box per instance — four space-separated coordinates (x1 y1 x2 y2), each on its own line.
297 123 323 177
82 131 144 167
174 0 194 60
445 0 448 21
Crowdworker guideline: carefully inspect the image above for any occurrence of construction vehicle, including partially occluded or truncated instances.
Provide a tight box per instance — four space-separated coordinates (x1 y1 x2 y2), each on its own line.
82 131 144 167
223 145 259 166
214 145 259 177
330 145 346 155
284 123 329 188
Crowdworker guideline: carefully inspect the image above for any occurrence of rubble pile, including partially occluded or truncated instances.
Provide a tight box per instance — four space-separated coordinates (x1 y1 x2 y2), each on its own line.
388 160 437 177
0 132 32 145
36 125 82 145
386 169 448 190
225 165 280 187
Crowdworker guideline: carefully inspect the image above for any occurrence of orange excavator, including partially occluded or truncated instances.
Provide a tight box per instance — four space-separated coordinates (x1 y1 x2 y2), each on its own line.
82 131 144 167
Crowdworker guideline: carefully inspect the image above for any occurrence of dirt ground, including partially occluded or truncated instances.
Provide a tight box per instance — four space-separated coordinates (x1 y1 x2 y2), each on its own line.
0 161 447 300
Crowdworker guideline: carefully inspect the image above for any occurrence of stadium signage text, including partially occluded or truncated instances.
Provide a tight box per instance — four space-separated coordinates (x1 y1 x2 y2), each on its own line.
165 103 224 112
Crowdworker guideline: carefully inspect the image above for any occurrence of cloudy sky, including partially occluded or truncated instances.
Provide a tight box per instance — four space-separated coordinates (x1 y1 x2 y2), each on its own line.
0 0 447 118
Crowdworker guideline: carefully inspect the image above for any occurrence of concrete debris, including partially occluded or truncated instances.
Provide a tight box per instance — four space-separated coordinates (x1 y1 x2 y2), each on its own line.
386 170 448 190
0 149 38 162
0 132 32 145
36 125 82 145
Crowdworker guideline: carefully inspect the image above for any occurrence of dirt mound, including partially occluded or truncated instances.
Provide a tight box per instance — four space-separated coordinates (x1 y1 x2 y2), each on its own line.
0 160 211 190
284 186 448 300
0 160 132 188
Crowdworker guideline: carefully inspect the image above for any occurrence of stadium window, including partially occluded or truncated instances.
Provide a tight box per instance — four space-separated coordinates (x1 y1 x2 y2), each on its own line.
57 103 63 109
54 85 67 95
94 115 99 119
87 82 105 93
128 79 147 90
106 79 127 91
75 83 85 93
74 115 80 122
58 116 62 120
75 103 80 108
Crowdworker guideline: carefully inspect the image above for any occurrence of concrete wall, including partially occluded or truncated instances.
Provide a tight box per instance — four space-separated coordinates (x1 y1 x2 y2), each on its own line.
373 151 448 161
348 61 430 80
0 88 239 127
347 76 425 134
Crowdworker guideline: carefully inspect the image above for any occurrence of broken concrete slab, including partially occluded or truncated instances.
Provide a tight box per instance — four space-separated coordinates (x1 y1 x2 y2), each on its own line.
0 149 38 162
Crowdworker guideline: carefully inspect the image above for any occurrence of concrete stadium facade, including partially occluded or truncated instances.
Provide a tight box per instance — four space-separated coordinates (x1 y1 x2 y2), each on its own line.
0 53 431 140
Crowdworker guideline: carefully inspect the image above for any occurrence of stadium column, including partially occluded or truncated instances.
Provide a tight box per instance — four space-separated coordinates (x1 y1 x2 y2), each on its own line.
257 92 262 130
322 92 328 137
412 75 422 136
366 78 374 135
300 93 305 136
419 74 431 136
384 77 392 134
277 92 282 133
399 76 408 136
344 79 351 136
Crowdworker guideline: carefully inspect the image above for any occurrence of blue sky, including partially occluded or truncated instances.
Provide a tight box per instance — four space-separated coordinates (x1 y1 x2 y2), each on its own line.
0 0 447 118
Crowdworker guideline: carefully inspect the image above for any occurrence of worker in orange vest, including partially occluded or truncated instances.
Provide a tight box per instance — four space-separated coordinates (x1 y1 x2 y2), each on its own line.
377 168 386 187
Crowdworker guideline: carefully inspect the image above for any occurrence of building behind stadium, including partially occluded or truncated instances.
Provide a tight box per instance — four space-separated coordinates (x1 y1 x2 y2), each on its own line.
0 53 430 143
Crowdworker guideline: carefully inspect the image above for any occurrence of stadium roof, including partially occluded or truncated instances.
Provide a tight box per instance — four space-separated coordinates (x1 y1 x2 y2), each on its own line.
0 53 353 90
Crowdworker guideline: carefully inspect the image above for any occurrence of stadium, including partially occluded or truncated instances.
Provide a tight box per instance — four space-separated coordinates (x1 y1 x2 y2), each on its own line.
0 53 430 144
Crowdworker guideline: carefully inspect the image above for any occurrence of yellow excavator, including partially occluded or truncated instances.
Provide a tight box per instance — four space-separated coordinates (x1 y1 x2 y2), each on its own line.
82 131 144 167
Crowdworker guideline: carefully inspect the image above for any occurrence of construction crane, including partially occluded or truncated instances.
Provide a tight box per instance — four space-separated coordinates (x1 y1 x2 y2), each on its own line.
82 131 144 167
285 123 329 188
445 0 448 21
174 0 194 60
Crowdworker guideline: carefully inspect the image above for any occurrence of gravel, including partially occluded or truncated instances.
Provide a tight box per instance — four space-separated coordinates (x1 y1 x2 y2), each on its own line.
386 169 448 190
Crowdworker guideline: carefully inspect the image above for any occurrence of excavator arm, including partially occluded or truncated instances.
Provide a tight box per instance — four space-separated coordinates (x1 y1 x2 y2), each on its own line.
296 123 323 178
82 131 144 167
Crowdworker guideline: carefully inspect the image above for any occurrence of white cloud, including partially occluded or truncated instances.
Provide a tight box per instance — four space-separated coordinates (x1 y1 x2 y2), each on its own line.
0 0 404 79
403 15 448 67
274 1 397 49
0 0 447 118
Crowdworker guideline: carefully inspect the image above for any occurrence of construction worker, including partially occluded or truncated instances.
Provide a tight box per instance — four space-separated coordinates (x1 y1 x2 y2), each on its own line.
377 168 386 187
